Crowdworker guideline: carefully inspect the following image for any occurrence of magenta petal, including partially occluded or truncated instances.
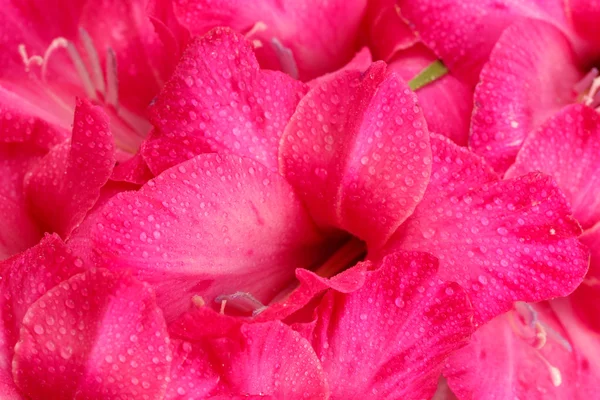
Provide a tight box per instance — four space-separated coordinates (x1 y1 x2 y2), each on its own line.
382 134 588 325
167 322 328 399
92 153 327 321
310 251 473 399
24 99 116 238
169 0 367 80
398 0 569 86
506 104 600 229
280 62 431 249
13 268 170 400
469 19 582 173
445 302 586 399
570 223 600 333
143 27 307 174
0 234 83 398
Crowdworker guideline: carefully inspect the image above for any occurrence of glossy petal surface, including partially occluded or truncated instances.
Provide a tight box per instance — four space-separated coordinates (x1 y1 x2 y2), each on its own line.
13 269 171 400
24 100 115 238
470 20 582 173
311 251 473 399
143 28 307 174
506 104 600 229
382 135 588 324
280 62 431 249
92 153 327 321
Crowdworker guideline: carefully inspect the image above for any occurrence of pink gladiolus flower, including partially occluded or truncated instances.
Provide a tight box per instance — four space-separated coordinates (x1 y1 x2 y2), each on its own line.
0 1 595 399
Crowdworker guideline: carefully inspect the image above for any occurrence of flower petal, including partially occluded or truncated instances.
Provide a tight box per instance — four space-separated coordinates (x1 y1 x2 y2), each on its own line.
13 268 171 400
279 62 431 249
388 44 473 146
506 104 600 229
24 99 116 238
167 321 328 399
0 234 82 399
167 0 367 80
92 153 328 321
469 19 583 173
445 302 585 400
310 251 473 399
398 0 570 86
381 134 588 325
143 27 307 174
570 222 600 333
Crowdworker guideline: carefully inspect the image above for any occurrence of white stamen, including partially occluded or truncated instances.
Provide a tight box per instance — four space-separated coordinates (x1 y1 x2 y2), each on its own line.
534 351 562 387
574 68 599 95
192 295 205 308
244 21 268 39
271 37 299 80
219 299 227 315
79 28 106 95
117 106 152 137
105 47 119 108
215 291 267 316
584 76 600 106
65 41 98 101
18 44 43 71
41 38 70 81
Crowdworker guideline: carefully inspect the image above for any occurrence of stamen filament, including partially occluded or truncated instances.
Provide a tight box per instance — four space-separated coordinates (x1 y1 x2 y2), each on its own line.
105 47 119 108
65 41 98 101
79 28 106 95
41 38 69 81
271 37 299 80
18 45 43 71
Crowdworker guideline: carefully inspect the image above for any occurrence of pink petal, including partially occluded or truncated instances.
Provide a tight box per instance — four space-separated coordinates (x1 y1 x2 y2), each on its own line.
280 62 431 249
363 0 418 61
381 134 588 325
0 234 83 398
167 0 367 80
143 27 307 175
92 153 328 321
565 0 600 52
13 268 171 400
398 0 570 86
506 104 600 229
311 251 473 399
168 322 328 398
469 19 583 173
111 152 155 185
24 99 116 238
388 44 473 146
445 302 586 399
164 339 219 399
570 223 600 333
0 144 44 259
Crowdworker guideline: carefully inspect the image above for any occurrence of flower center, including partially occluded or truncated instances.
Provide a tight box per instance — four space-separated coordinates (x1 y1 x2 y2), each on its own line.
18 28 151 153
244 21 299 80
574 67 600 109
508 302 572 388
214 235 367 316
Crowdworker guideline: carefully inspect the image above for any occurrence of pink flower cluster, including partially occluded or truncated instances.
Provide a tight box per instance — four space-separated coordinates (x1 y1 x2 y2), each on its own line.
0 0 598 399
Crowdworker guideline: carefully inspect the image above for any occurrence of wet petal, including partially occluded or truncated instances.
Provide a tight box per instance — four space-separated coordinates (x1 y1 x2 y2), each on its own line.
92 153 328 321
13 268 171 400
382 134 588 325
166 0 367 80
143 27 307 174
0 234 83 399
570 223 600 333
167 322 328 399
280 62 431 250
469 19 582 173
506 104 600 229
24 99 116 238
311 251 473 399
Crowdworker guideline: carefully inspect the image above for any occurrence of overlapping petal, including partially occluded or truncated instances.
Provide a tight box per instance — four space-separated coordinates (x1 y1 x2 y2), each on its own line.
381 134 588 324
13 268 171 400
310 251 473 399
164 0 367 80
444 302 585 400
397 0 570 86
143 27 307 174
469 19 583 173
24 99 116 238
279 62 431 249
92 153 328 321
570 223 600 333
167 322 328 399
0 234 83 399
506 104 600 229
